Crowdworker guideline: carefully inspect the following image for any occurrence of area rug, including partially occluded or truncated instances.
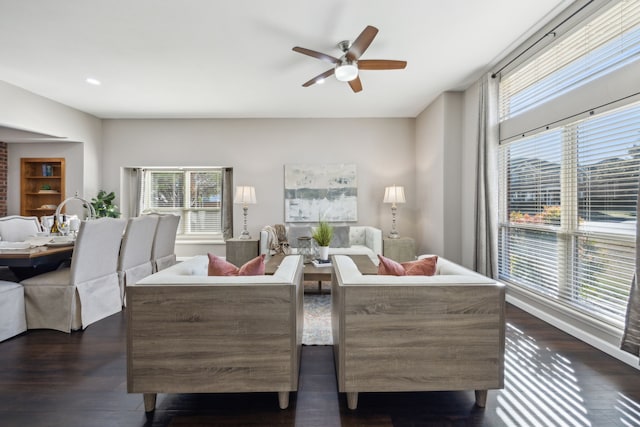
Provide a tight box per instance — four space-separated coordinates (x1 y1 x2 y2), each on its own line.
303 294 332 345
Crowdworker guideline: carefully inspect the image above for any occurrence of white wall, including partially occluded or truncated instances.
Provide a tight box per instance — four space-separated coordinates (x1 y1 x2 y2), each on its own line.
415 92 464 264
101 118 416 257
0 81 102 212
460 80 481 269
415 96 444 257
443 93 463 263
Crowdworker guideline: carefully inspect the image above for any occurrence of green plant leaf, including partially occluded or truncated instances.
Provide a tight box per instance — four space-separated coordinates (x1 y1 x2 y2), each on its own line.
91 190 121 218
312 221 333 247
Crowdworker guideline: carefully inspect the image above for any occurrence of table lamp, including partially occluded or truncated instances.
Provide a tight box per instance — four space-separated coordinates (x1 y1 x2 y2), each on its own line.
234 186 257 239
383 185 405 239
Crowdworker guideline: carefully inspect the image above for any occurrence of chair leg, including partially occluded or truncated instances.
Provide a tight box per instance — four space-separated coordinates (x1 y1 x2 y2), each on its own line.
278 391 290 409
347 392 358 410
143 393 157 412
475 390 488 408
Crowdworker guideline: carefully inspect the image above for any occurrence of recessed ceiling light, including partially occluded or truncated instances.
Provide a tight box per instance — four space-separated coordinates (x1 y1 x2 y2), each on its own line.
85 77 101 86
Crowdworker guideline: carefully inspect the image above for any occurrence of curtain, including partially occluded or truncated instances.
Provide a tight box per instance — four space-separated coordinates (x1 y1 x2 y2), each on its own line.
474 73 499 278
621 178 640 359
127 168 143 217
222 167 233 240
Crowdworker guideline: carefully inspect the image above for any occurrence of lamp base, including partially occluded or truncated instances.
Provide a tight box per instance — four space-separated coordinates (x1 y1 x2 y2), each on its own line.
387 231 400 239
239 230 251 240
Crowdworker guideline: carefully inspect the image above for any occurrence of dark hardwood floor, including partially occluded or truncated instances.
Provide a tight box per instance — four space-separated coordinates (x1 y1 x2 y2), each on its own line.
1 296 640 426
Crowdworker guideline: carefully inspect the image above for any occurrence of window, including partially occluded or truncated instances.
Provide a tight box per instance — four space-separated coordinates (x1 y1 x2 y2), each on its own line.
497 0 640 327
500 0 640 120
499 101 639 325
140 168 225 238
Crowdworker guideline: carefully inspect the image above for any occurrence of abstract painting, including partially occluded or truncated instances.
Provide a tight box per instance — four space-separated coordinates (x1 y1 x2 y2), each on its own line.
284 164 357 222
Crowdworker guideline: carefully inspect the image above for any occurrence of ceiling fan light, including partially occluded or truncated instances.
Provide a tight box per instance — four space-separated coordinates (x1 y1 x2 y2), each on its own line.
335 63 358 82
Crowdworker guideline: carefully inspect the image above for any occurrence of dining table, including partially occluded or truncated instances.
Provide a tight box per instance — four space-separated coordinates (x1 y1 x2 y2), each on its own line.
0 238 74 280
0 244 74 268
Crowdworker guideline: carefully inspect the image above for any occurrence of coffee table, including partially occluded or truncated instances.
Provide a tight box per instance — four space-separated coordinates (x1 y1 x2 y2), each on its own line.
265 254 377 293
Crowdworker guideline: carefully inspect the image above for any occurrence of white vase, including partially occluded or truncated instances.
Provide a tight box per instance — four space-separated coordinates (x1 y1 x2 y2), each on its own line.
319 246 329 261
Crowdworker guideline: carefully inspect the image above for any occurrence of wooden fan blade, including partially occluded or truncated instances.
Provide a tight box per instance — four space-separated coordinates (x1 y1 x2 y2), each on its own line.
348 76 363 93
346 25 378 61
302 69 335 87
293 47 339 64
358 60 407 70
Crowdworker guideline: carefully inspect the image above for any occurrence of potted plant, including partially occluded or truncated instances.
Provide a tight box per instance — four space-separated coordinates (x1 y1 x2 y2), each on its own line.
91 190 121 218
312 221 333 261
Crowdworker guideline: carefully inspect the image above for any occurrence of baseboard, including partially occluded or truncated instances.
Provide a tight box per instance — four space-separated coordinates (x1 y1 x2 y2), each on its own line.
506 287 640 370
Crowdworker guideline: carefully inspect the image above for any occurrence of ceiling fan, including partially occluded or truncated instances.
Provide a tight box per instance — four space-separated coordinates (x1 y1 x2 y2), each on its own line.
292 25 407 93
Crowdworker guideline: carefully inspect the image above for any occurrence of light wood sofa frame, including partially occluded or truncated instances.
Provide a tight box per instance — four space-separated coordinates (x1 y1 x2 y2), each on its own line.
331 254 505 410
126 254 304 411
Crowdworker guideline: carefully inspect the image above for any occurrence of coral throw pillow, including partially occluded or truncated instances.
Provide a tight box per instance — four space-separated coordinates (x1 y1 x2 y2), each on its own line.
238 254 266 276
377 254 438 276
402 256 438 276
377 254 407 276
208 253 266 276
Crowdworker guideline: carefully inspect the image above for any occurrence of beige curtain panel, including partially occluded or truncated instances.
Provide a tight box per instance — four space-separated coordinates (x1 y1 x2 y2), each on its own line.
621 178 640 360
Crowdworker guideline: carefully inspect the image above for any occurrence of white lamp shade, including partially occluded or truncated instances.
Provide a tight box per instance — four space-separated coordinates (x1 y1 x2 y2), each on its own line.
234 186 257 205
383 186 406 204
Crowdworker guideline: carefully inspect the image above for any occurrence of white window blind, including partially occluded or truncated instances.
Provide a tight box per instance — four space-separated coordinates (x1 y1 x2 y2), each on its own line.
500 0 640 121
499 102 639 324
140 168 223 236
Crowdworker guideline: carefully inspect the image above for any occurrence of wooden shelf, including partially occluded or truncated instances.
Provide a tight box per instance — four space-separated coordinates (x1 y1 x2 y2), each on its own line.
21 158 65 217
26 192 61 196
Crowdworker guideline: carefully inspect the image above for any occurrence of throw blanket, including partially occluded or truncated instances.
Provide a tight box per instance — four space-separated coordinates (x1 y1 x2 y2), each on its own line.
262 224 290 255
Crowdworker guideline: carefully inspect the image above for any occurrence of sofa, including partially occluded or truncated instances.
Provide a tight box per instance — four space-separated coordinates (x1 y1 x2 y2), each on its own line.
260 225 382 263
331 254 505 410
126 254 304 411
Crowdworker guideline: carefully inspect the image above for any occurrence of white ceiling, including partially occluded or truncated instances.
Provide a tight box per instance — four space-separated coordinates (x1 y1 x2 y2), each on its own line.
0 0 571 119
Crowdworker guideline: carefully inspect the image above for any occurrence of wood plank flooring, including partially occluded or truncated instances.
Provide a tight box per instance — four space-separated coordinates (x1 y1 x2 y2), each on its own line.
1 299 640 426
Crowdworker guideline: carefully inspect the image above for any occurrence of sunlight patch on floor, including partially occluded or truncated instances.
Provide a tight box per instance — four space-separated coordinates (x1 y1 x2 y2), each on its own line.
497 322 591 427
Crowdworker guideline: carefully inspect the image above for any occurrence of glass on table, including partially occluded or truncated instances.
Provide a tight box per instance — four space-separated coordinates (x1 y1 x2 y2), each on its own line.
69 218 80 238
58 215 70 236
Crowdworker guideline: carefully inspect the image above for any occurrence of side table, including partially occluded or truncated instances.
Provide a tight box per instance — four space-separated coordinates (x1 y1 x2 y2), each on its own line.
225 238 259 267
383 237 416 262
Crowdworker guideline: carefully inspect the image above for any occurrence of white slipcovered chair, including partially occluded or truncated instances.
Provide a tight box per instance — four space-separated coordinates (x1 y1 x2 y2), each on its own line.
149 214 180 272
0 281 27 341
21 218 126 333
0 216 42 241
117 215 159 305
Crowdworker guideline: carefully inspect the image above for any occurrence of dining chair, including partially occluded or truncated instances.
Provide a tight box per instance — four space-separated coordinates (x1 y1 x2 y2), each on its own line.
21 218 126 333
0 216 42 241
149 214 180 272
0 281 27 341
117 215 159 306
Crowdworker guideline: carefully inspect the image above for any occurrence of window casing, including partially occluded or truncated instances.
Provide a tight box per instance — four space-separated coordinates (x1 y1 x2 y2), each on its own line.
140 168 224 238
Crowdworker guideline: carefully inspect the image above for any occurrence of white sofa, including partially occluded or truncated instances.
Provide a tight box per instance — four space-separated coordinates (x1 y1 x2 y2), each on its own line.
260 225 382 263
126 254 304 411
331 254 505 410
